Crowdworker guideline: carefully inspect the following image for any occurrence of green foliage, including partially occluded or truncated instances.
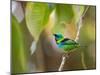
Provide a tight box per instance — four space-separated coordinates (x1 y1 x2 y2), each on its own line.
25 2 85 41
53 4 74 34
12 15 28 73
25 2 52 41
56 4 74 22
12 1 95 72
52 5 85 38
72 5 85 23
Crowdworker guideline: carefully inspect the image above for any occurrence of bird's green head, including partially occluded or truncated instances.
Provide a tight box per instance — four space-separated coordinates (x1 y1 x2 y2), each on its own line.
53 33 64 42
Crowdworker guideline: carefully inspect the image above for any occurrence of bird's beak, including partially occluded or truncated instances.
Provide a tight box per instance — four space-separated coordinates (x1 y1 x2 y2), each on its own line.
53 34 56 36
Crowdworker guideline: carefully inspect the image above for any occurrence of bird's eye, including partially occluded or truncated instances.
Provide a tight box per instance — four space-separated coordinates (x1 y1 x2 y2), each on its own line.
53 34 59 38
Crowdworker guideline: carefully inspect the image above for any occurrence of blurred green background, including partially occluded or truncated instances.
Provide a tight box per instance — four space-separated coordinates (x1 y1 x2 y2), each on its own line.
11 1 96 74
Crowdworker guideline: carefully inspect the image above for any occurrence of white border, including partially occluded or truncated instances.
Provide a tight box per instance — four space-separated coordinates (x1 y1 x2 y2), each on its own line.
0 0 100 75
0 0 10 75
17 0 96 5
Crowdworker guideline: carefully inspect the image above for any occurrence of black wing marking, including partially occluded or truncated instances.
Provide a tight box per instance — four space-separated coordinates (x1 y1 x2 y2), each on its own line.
60 38 70 43
60 38 77 45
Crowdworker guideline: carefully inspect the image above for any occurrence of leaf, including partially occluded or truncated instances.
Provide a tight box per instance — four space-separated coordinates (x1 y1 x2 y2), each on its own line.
56 4 74 22
12 15 28 73
52 4 85 39
52 4 74 37
25 2 53 41
72 5 85 24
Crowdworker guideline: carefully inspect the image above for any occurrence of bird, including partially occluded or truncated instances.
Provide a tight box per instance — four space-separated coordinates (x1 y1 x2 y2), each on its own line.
53 33 80 53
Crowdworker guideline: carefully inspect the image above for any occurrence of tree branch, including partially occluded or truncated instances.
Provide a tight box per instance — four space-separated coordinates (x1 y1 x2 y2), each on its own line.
58 53 69 71
58 6 89 71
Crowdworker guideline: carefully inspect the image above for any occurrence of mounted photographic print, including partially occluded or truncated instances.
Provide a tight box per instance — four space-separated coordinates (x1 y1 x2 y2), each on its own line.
11 1 96 74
